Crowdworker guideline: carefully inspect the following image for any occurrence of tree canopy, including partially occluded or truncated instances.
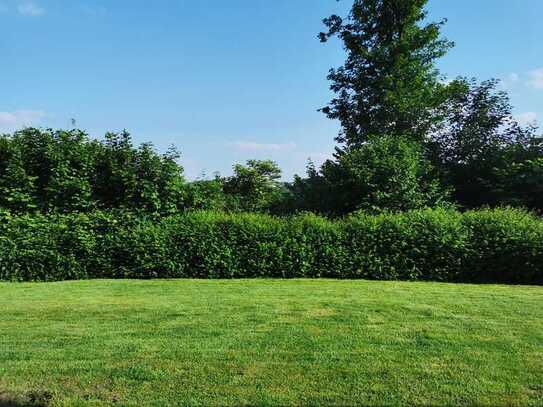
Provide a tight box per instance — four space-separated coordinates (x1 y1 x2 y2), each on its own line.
0 0 541 217
320 0 453 147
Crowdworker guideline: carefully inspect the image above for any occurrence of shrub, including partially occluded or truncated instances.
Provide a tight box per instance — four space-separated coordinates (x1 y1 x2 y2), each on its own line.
461 208 543 284
300 136 450 215
343 209 468 281
0 208 541 284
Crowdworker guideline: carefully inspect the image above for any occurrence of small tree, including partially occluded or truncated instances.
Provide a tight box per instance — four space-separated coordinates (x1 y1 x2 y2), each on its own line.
287 160 336 214
157 146 186 215
320 136 448 214
10 128 56 207
133 142 164 214
224 160 282 212
495 158 543 211
183 177 227 211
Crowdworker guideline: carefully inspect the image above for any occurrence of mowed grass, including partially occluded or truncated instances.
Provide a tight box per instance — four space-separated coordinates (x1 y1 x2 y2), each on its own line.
0 280 542 407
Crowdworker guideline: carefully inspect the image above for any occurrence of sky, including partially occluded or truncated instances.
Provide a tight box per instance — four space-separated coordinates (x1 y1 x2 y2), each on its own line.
1 0 542 179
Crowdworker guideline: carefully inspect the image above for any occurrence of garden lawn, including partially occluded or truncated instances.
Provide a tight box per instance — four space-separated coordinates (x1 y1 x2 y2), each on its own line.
0 280 542 406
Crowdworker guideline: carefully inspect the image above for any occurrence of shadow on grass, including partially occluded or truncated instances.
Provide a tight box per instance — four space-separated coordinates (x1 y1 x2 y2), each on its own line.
0 402 41 407
0 390 52 407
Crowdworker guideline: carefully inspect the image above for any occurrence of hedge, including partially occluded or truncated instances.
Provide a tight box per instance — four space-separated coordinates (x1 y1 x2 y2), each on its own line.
0 208 542 284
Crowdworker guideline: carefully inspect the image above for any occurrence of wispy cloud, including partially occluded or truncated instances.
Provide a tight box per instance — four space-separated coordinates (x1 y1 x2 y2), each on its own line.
515 112 538 127
80 4 108 16
0 110 47 133
500 72 520 89
527 68 543 90
17 1 44 16
230 141 296 152
508 73 520 83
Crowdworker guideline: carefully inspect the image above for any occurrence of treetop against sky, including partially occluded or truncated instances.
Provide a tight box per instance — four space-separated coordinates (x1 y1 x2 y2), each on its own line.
1 0 542 179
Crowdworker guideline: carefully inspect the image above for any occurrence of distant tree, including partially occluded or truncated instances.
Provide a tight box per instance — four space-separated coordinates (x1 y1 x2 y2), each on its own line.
224 160 283 212
131 142 186 215
287 160 335 214
320 0 453 147
183 177 227 211
429 78 542 209
494 157 543 211
288 137 448 216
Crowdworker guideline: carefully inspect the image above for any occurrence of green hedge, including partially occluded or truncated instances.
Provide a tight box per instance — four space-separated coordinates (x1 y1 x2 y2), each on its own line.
0 208 542 284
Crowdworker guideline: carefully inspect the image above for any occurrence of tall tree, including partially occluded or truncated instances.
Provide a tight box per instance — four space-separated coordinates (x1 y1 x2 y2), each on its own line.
320 0 453 147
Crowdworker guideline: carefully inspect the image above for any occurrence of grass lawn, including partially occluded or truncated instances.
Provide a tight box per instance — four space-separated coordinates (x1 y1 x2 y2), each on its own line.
0 280 542 406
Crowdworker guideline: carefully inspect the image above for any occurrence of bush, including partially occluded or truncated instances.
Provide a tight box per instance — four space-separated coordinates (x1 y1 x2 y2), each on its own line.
461 208 543 283
343 209 468 281
295 136 450 216
0 208 541 284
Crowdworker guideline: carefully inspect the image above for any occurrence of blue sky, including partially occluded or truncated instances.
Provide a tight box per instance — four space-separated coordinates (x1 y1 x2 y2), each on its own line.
1 0 542 179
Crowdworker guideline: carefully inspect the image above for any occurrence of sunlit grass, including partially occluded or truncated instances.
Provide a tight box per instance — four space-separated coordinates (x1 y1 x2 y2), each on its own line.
0 280 542 406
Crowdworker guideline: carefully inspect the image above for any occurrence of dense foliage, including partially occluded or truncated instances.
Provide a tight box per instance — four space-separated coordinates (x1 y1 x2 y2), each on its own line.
288 136 448 215
223 159 285 212
0 128 186 215
1 208 541 284
0 1 542 284
0 128 291 215
428 78 543 210
315 1 542 213
1 2 541 218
